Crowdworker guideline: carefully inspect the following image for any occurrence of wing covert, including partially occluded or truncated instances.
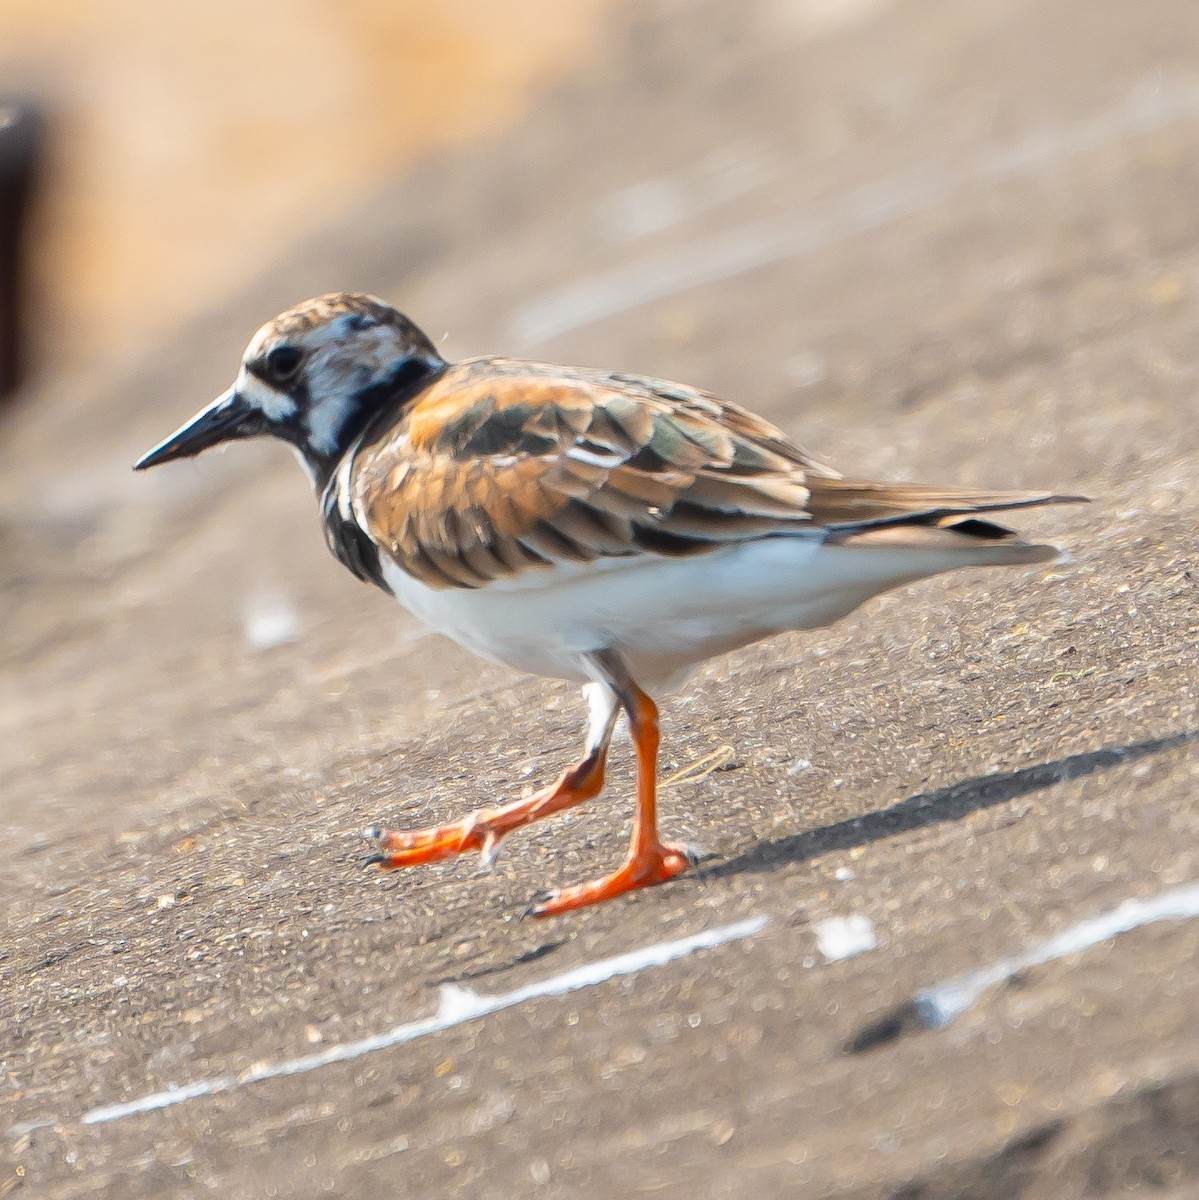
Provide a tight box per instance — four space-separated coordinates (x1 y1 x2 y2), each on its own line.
346 359 1076 591
349 361 826 589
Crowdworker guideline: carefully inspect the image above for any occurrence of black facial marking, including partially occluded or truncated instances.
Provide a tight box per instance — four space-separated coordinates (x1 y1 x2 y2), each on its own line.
335 357 444 457
349 356 440 415
313 354 446 592
284 355 442 491
320 489 391 594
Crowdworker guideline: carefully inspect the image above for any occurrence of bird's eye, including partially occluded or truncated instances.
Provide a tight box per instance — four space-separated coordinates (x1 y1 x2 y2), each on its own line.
265 345 303 384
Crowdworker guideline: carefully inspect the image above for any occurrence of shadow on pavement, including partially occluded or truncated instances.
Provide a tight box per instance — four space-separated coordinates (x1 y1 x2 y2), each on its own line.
709 731 1199 881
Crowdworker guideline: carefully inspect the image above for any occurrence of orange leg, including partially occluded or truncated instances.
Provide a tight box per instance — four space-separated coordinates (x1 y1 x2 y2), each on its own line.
368 750 608 869
528 651 696 918
368 682 619 871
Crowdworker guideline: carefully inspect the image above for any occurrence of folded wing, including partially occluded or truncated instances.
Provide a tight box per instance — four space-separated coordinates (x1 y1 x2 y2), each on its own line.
351 360 1082 590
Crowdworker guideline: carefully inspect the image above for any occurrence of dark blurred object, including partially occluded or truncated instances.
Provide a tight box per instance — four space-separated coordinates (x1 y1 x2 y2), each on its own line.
0 99 42 401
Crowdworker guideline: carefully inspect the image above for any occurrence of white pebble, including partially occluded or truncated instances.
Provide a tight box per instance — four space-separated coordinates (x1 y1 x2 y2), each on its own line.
244 596 300 650
813 914 877 962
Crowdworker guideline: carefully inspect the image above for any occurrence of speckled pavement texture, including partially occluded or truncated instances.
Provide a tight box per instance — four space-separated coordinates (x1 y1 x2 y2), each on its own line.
4 1 1199 1194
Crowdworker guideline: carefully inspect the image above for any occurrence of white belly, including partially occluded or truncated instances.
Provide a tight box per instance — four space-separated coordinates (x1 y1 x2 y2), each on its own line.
380 535 964 688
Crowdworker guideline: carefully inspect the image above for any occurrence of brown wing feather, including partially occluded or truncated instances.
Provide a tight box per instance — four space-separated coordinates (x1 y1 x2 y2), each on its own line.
805 476 1085 527
351 358 1081 590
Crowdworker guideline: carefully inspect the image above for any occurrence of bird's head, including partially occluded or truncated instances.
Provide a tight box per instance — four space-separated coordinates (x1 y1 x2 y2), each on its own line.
134 293 445 485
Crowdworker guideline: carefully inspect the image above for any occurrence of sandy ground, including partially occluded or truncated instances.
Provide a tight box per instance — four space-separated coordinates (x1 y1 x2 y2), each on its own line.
4 0 1199 1195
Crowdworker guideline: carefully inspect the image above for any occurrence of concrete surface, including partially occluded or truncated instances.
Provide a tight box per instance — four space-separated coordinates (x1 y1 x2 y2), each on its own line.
3 0 1199 1195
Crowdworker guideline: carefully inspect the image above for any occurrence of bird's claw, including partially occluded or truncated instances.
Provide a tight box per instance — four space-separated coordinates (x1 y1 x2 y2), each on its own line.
522 891 554 919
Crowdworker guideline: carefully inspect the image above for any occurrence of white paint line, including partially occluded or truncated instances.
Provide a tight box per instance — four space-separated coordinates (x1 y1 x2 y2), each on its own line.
915 881 1199 1028
510 77 1199 345
594 142 778 245
79 915 768 1127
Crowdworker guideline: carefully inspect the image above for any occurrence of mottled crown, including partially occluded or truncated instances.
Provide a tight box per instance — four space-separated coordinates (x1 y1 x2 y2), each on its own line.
246 292 439 363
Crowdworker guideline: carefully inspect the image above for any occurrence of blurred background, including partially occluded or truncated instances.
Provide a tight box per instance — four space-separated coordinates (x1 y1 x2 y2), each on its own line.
4 2 1199 1196
0 0 611 378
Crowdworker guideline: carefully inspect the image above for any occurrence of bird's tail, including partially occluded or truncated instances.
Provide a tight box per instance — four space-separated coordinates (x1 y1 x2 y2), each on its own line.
820 486 1087 568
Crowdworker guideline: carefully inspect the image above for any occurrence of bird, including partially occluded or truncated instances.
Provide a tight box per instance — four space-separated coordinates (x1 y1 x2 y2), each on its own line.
135 292 1084 917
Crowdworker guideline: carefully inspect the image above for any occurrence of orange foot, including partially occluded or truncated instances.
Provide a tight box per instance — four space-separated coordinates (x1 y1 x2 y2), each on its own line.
365 754 607 871
525 842 700 918
365 811 499 869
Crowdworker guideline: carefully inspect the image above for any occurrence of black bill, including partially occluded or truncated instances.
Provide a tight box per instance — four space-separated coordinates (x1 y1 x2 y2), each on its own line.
133 390 261 470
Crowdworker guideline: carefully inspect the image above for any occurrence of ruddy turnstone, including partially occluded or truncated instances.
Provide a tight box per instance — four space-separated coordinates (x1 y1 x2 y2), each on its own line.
136 293 1083 916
